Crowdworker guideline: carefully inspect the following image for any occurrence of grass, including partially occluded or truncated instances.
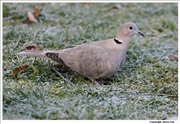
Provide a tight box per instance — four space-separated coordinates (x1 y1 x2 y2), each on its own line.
2 3 178 120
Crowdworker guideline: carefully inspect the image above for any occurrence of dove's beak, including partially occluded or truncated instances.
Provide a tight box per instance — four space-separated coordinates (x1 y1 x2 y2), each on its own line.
137 30 144 37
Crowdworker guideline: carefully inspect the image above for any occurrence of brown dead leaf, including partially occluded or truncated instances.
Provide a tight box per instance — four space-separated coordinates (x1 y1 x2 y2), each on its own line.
28 12 38 23
4 63 10 69
21 45 39 51
22 18 33 24
63 37 67 42
26 45 39 50
12 64 29 75
157 28 164 32
84 2 92 5
112 4 122 9
168 53 178 61
23 5 40 24
33 5 40 18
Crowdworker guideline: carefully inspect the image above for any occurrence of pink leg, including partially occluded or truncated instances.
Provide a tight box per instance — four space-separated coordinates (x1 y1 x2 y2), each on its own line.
91 79 100 85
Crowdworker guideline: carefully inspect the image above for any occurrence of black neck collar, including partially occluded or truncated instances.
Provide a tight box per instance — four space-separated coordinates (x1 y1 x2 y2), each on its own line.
114 38 123 44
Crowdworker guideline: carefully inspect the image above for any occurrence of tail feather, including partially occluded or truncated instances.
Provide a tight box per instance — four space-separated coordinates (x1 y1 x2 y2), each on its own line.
18 50 48 58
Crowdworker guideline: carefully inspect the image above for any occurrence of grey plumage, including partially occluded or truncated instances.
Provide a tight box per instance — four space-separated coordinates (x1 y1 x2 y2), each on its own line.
18 22 144 85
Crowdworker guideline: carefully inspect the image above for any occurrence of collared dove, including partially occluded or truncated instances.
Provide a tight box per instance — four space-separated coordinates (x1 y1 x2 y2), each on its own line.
18 22 144 85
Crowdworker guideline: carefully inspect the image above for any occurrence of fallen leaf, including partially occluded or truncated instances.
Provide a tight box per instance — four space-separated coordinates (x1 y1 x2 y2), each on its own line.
168 53 178 61
28 12 38 23
21 45 39 51
63 37 67 42
26 45 39 50
33 5 40 18
22 18 33 24
12 64 29 75
4 63 10 69
112 4 122 9
84 2 92 5
157 28 164 32
23 5 41 24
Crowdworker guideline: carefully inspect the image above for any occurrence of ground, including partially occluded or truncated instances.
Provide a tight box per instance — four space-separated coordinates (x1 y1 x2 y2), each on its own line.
2 3 178 120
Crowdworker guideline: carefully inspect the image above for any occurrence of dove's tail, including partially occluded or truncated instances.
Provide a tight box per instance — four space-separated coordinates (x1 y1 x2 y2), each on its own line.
18 50 48 58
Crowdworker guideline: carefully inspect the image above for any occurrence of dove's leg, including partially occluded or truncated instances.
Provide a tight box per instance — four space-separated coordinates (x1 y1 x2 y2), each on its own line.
91 79 100 85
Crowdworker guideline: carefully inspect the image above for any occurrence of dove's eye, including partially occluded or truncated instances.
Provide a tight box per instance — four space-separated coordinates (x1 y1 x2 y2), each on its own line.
129 27 133 30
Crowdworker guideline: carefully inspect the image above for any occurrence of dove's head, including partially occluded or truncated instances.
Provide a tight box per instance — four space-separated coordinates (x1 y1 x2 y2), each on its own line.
118 22 144 38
